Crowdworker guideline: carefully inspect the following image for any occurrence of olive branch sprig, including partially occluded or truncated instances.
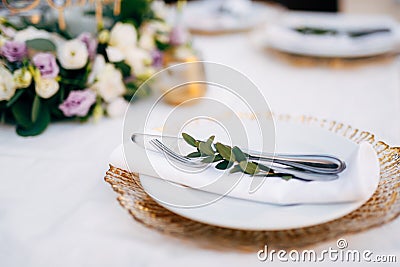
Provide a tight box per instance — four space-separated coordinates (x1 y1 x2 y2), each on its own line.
182 133 293 180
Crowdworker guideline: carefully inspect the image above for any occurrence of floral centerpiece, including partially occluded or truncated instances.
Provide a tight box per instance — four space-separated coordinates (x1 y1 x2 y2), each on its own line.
0 0 192 136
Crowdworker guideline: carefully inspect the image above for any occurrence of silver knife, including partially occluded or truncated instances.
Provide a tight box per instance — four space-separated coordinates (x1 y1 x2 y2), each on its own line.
131 133 346 174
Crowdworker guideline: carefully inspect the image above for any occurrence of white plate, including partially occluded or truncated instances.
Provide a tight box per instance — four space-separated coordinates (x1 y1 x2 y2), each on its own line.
264 12 400 58
182 0 270 33
139 120 377 230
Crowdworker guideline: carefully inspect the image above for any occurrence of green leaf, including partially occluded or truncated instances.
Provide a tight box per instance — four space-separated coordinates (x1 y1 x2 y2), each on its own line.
6 89 25 108
232 146 246 162
216 160 234 170
187 151 201 158
206 135 215 144
118 0 154 27
11 99 32 128
215 142 235 161
200 154 223 163
16 104 50 137
201 155 215 163
197 135 216 156
229 164 242 174
113 61 131 78
26 38 56 52
239 161 260 175
281 175 293 181
198 141 215 156
155 39 171 51
212 154 223 162
257 163 271 172
31 95 41 123
182 133 198 147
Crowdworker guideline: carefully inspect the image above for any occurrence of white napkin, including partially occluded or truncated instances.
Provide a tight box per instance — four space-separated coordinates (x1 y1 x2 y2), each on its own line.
109 141 380 205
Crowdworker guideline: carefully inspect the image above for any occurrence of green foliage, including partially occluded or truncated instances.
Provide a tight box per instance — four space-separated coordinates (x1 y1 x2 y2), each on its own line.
182 133 293 180
215 160 233 170
182 133 197 147
58 64 89 90
155 39 171 51
0 0 164 136
239 161 259 175
232 146 247 162
117 0 155 27
215 142 234 162
26 39 56 52
11 94 50 136
6 89 25 108
114 61 131 78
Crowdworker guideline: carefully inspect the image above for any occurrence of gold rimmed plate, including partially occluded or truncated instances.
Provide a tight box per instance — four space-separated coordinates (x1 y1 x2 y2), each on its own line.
138 119 379 230
105 115 400 249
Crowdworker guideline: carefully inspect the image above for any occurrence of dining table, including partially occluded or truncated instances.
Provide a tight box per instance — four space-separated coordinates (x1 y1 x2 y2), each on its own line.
1 23 399 266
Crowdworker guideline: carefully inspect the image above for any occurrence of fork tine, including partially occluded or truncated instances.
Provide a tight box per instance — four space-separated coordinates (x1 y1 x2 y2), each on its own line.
150 139 193 164
150 140 186 163
150 139 205 167
154 140 196 163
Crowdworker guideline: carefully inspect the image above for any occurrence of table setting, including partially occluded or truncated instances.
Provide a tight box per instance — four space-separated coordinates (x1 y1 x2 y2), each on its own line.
181 0 275 34
0 0 399 266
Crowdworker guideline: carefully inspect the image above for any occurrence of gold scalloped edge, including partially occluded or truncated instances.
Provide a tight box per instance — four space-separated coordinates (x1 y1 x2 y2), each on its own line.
268 48 396 68
104 115 400 251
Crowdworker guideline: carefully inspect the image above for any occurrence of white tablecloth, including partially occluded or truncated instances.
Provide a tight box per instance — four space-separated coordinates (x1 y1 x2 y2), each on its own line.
1 32 399 267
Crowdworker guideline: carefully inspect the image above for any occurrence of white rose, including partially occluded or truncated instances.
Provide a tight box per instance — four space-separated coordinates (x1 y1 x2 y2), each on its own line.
109 22 137 49
0 25 16 38
13 68 32 89
0 66 16 101
13 26 51 42
151 1 168 19
148 21 170 33
147 21 170 43
35 78 59 99
139 32 155 51
106 46 125 62
0 35 8 47
136 66 156 80
87 55 106 85
124 47 152 76
92 64 125 102
106 97 129 117
57 39 88 69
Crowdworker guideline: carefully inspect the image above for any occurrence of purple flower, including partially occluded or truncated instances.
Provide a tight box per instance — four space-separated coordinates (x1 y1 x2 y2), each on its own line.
151 49 163 68
78 32 97 60
32 52 59 79
1 40 27 62
169 26 188 46
59 89 96 117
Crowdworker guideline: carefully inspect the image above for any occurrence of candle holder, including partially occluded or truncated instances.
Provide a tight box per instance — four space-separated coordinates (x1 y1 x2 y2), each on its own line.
157 49 207 106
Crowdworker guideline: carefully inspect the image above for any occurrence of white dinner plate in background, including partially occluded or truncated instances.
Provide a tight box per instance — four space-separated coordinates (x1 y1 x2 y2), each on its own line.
182 0 273 33
264 12 400 58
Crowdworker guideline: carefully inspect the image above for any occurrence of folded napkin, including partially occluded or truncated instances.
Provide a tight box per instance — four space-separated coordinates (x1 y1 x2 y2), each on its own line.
109 142 379 205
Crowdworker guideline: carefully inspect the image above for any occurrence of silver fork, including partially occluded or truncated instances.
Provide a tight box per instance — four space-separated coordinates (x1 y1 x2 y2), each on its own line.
131 133 345 174
149 139 339 181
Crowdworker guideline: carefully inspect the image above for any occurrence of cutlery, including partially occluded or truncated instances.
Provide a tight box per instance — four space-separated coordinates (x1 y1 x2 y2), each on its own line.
131 133 346 174
149 138 339 181
294 26 391 38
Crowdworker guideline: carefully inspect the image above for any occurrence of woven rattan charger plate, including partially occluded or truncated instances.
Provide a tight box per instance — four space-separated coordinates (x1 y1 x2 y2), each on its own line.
104 114 400 251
